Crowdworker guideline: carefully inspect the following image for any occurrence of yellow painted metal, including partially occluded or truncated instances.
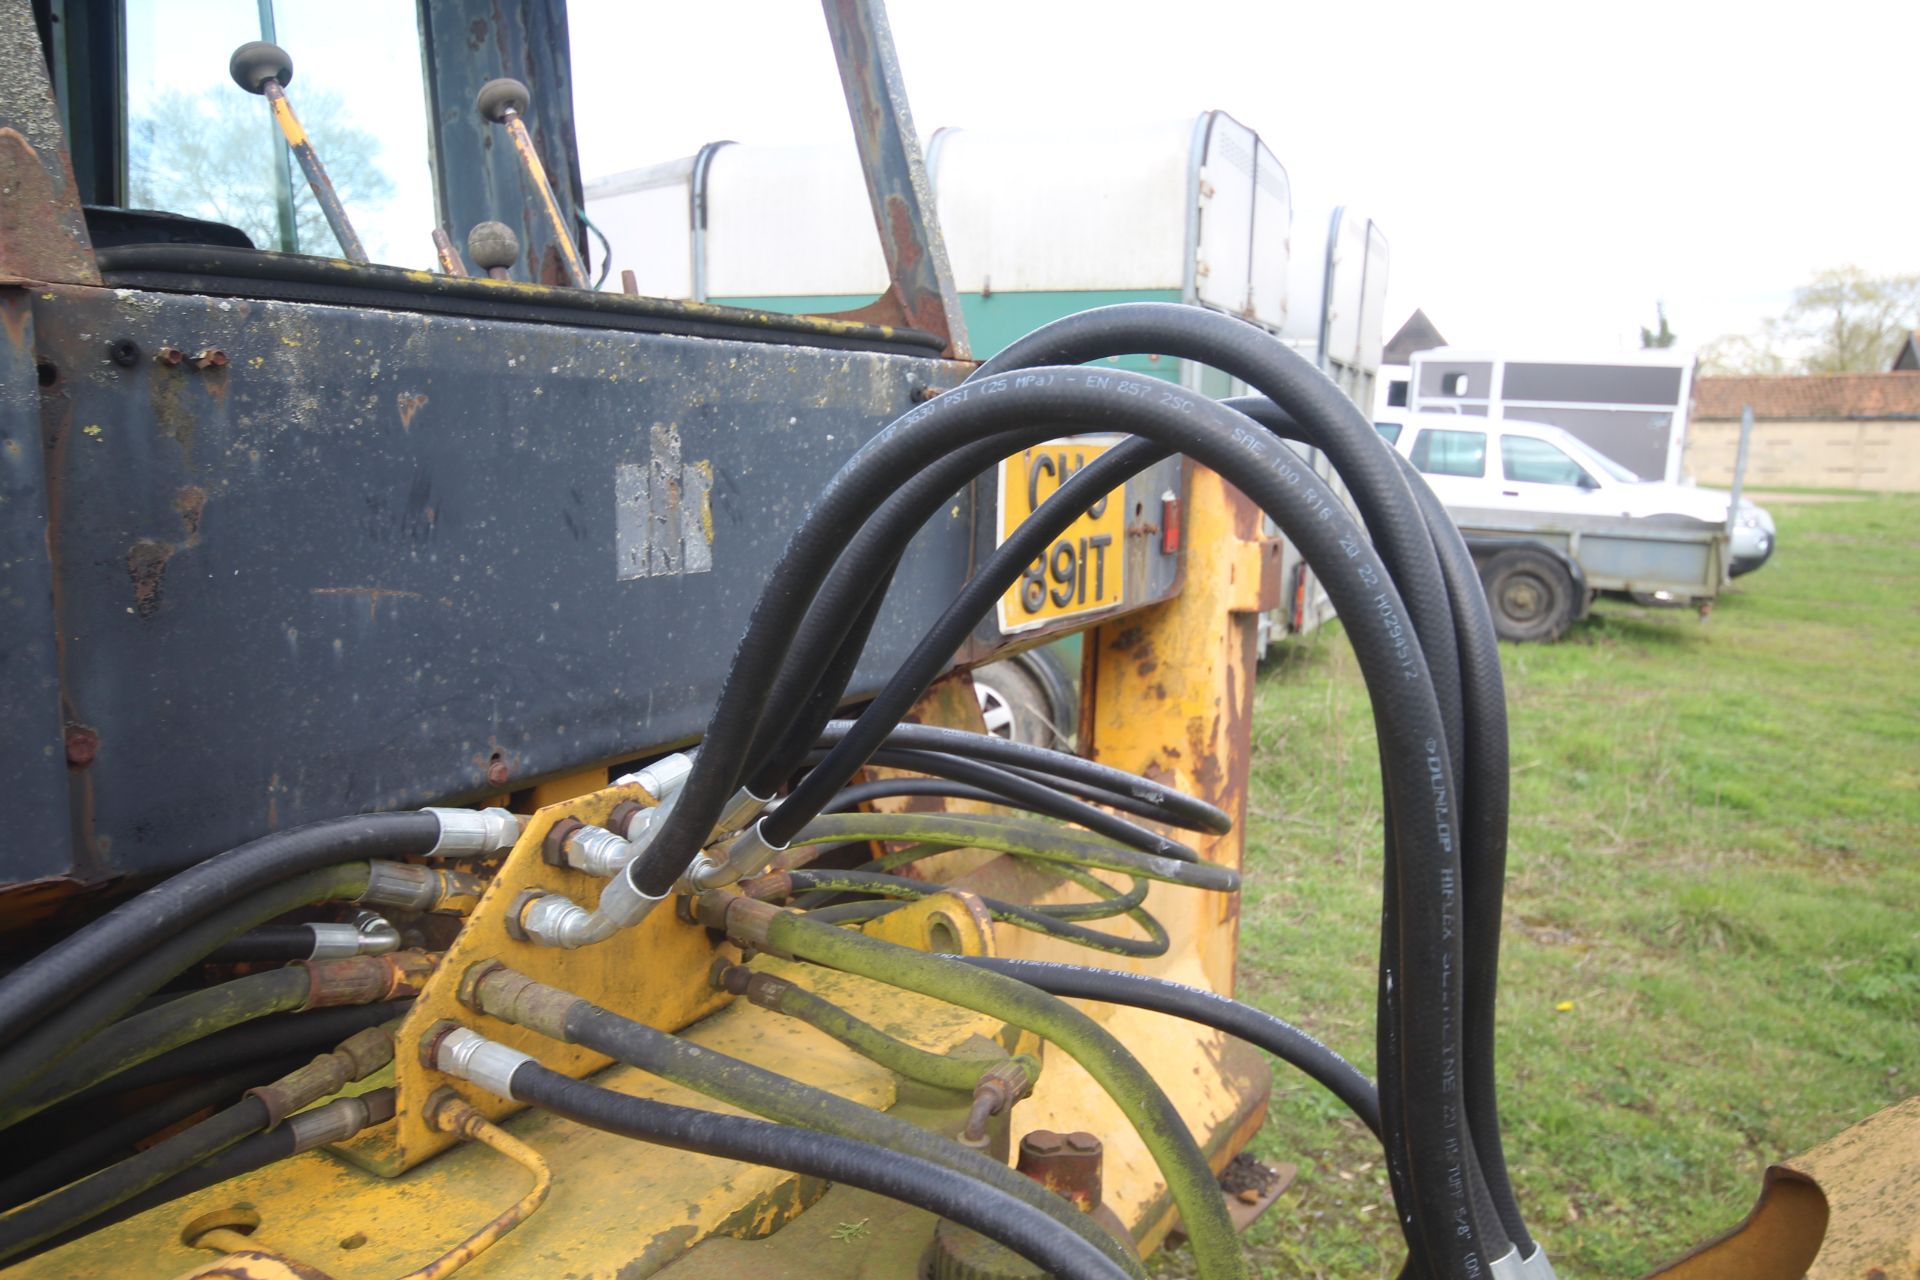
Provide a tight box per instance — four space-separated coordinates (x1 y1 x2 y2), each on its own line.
1648 1094 1920 1280
856 888 996 957
16 965 1015 1279
501 113 590 289
523 764 609 811
340 781 730 1175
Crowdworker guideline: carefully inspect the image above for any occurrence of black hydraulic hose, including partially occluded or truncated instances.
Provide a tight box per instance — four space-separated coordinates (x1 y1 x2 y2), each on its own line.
1396 453 1527 1254
509 1061 1133 1280
1 966 314 1126
0 1095 268 1261
864 723 1232 836
860 722 1232 835
18 1087 397 1263
785 869 1168 958
0 862 372 1116
844 745 1199 864
0 1058 303 1212
623 368 1487 1270
1225 394 1530 1253
741 430 1039 797
204 925 319 963
0 812 437 1046
555 1000 1143 1277
849 372 1485 1268
59 1001 411 1108
956 957 1380 1139
821 776 1009 812
767 438 1166 841
973 306 1466 790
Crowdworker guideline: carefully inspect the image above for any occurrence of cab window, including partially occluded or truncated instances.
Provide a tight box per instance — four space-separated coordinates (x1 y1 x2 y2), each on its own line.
1374 422 1402 445
1410 428 1486 478
1502 436 1594 487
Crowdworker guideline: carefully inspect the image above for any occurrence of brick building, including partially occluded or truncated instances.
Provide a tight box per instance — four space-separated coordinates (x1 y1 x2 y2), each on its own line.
1686 368 1920 491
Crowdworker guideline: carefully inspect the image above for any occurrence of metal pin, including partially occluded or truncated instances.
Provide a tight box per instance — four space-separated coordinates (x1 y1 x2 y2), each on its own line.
431 228 469 277
229 42 367 263
620 268 638 296
474 78 589 288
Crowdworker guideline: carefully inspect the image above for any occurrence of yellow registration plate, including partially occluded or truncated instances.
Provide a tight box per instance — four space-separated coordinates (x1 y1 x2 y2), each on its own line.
995 436 1128 633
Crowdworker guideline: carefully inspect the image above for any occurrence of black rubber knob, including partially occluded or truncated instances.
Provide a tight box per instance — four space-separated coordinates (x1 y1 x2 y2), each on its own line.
229 41 293 94
475 77 531 123
466 221 521 271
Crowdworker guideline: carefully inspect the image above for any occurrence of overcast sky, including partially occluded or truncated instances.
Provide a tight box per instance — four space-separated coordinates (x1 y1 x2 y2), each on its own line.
569 0 1917 356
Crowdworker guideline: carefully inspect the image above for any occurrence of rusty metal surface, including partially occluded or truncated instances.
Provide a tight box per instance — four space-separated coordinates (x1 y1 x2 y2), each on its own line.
499 111 589 289
259 81 367 264
0 289 71 882
14 281 983 883
419 1 585 285
819 0 970 358
0 3 98 285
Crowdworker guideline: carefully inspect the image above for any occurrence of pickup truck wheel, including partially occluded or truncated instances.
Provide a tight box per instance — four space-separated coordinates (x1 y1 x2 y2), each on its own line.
1480 548 1576 643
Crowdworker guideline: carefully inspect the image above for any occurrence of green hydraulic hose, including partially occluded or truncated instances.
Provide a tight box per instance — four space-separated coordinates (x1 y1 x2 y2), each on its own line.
726 965 1036 1094
0 967 313 1128
466 969 1145 1279
856 843 1154 922
788 812 1237 893
0 862 373 1117
786 870 1168 958
712 896 1247 1280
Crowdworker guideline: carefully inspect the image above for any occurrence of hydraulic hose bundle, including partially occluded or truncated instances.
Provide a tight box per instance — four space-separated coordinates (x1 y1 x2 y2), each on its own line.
0 302 1541 1280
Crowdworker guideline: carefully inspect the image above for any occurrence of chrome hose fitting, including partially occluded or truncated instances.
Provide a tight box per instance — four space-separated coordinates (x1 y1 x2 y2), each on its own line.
516 872 666 949
427 1025 534 1098
680 817 788 893
424 806 524 857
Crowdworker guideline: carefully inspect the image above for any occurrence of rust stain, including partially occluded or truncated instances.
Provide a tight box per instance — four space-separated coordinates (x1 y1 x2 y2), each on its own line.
0 129 100 285
126 540 173 618
173 486 207 546
311 586 424 621
396 392 429 429
1109 624 1146 654
1189 713 1225 801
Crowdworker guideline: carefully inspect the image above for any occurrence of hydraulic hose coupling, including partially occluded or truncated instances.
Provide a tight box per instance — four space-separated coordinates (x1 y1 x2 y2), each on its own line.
359 862 487 915
248 1026 395 1129
549 825 637 875
694 890 786 955
680 817 788 893
424 806 525 857
305 910 401 959
297 949 437 1007
514 869 665 949
610 752 696 844
458 961 581 1042
284 1087 398 1152
1489 1248 1527 1280
423 1021 534 1098
1522 1247 1558 1280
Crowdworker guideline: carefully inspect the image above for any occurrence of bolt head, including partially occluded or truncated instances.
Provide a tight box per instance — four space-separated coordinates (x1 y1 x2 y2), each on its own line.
64 726 99 768
1066 1131 1101 1154
486 754 511 788
1020 1129 1064 1157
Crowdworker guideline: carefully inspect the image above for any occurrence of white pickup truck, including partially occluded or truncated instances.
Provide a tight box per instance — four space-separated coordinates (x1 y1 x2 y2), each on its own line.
1376 413 1776 641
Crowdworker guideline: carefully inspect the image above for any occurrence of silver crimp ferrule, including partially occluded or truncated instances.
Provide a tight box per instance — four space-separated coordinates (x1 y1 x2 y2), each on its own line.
1488 1247 1526 1280
682 816 788 892
432 1027 534 1098
613 751 695 804
306 911 400 959
424 806 524 857
710 786 772 841
519 873 666 949
1521 1246 1557 1280
285 1093 378 1152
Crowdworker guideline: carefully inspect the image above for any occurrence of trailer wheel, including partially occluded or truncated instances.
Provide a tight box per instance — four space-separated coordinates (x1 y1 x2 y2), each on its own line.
1480 547 1577 643
973 647 1077 749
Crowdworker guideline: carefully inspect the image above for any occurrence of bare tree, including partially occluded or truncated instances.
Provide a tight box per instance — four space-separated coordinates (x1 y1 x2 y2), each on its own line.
1701 267 1920 375
128 86 395 254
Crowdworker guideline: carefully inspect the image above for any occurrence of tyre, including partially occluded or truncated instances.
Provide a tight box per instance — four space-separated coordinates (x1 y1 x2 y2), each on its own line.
973 646 1077 749
1479 547 1577 643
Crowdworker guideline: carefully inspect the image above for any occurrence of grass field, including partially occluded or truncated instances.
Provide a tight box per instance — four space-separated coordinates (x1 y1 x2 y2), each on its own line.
1155 492 1920 1277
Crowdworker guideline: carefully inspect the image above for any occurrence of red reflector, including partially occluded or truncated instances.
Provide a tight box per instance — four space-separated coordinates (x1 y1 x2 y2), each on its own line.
1160 493 1182 554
